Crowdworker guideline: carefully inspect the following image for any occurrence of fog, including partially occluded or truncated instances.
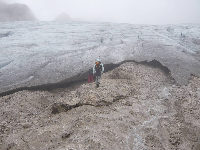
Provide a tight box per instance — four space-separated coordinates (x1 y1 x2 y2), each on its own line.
1 0 200 24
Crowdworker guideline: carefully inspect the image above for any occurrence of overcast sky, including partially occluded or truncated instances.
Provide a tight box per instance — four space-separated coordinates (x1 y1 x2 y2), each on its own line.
1 0 200 24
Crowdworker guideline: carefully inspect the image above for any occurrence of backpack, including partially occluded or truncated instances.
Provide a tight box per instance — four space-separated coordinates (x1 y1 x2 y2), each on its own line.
95 62 102 73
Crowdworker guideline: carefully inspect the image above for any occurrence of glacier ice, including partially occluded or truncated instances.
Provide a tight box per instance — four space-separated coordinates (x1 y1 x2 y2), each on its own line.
0 21 200 94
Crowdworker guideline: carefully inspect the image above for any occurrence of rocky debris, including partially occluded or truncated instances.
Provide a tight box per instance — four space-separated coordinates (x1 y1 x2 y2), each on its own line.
0 62 200 150
62 131 73 139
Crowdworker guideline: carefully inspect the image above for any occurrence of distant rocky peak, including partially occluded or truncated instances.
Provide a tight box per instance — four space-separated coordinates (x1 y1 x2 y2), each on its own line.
54 12 72 21
0 1 37 22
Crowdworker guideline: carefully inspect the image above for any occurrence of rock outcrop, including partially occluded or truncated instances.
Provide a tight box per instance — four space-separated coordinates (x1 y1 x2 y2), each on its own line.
0 1 37 22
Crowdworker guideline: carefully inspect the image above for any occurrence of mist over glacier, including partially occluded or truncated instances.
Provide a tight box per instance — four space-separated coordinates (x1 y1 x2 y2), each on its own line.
0 21 200 94
2 0 200 24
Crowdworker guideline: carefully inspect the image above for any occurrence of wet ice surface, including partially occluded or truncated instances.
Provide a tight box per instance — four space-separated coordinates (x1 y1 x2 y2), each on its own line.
0 21 200 93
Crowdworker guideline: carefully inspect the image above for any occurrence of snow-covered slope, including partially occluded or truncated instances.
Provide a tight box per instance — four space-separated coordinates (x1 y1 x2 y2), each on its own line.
0 21 200 94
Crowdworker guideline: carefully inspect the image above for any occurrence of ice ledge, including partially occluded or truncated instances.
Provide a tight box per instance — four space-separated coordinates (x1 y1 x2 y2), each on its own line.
0 22 200 96
0 59 172 97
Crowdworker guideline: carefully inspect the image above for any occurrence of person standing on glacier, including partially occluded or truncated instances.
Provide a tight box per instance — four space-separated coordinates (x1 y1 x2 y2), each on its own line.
93 59 104 87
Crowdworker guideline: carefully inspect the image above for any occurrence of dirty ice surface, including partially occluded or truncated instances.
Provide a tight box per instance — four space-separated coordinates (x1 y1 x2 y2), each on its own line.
0 21 200 93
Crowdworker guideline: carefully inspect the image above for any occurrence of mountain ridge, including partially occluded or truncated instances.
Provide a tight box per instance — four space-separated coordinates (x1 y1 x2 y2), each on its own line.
0 1 37 22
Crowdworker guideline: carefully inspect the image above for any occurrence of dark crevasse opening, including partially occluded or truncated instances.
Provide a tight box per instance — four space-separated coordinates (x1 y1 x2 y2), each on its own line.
0 59 171 97
0 31 13 38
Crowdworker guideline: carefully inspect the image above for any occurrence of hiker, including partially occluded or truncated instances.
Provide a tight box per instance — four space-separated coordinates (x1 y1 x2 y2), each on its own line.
88 68 93 83
93 59 104 87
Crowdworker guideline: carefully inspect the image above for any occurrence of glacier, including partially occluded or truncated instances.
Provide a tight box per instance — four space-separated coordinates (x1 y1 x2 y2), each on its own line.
0 21 200 94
